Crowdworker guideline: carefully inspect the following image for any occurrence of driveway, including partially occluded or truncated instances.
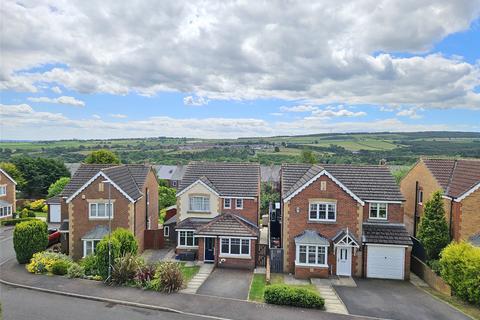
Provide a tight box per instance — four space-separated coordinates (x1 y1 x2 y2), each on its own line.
334 279 470 320
197 268 253 300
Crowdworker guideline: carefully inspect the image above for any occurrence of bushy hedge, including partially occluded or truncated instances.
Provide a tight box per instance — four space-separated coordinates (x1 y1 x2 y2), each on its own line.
264 285 325 309
94 236 121 280
13 220 48 264
439 242 480 305
111 228 138 256
1 217 36 226
80 254 99 276
51 260 70 275
26 251 72 274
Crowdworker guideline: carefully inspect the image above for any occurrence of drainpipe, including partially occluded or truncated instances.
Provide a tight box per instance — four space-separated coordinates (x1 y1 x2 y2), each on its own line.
361 244 366 278
413 181 419 237
449 198 454 241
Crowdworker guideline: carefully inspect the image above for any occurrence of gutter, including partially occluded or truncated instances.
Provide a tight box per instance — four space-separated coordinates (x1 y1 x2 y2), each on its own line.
413 181 418 237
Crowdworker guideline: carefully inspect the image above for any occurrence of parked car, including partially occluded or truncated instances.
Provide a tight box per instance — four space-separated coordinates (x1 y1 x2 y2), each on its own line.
48 228 61 247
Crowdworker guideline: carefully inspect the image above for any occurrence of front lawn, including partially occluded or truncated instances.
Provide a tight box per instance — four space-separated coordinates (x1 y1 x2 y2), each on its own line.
180 264 200 284
248 273 319 302
34 212 47 219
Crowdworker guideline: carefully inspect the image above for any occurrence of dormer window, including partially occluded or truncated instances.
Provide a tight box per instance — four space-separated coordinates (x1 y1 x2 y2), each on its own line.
369 202 388 220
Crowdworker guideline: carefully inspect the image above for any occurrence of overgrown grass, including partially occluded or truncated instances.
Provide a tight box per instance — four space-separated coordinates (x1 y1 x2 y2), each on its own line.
270 273 318 292
249 274 266 302
422 287 480 320
180 264 200 285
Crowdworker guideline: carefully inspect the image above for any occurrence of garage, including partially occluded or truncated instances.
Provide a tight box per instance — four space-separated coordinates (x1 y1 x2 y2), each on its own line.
362 223 413 280
367 245 405 280
46 197 62 223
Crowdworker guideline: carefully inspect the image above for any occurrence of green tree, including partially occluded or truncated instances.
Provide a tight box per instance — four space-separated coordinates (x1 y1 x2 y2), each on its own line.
158 185 176 210
260 183 280 215
417 191 450 261
0 162 26 189
12 157 70 198
13 220 48 264
47 177 71 198
300 149 317 164
84 149 120 164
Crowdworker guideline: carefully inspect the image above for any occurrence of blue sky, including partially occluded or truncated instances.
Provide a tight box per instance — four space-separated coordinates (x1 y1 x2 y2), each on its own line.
1 1 479 140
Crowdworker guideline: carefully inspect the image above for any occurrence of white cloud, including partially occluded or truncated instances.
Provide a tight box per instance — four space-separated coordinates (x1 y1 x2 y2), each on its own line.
27 95 85 107
396 108 423 119
92 114 101 119
269 112 284 116
280 105 318 112
51 86 62 94
109 113 127 119
1 1 479 111
184 95 209 106
310 108 366 118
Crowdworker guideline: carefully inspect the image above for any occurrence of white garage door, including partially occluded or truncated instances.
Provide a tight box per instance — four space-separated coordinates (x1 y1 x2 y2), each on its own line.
367 245 405 280
49 204 61 223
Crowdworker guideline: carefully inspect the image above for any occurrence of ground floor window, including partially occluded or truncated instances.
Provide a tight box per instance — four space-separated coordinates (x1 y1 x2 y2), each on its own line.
83 239 101 257
0 205 12 217
164 226 170 237
178 230 198 247
296 244 328 267
220 238 250 256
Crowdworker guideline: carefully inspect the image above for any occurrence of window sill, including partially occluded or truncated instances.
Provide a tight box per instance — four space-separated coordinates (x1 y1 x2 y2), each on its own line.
88 217 113 220
308 220 336 224
295 263 328 268
219 254 251 259
177 245 199 249
187 211 211 214
367 218 388 222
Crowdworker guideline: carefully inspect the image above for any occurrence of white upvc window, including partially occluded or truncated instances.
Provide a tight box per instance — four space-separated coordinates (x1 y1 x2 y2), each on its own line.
83 239 101 257
0 206 12 217
296 244 328 267
235 198 243 209
369 202 388 220
220 237 250 257
0 185 6 196
309 202 336 221
164 226 170 237
89 203 113 219
224 198 231 209
189 196 209 212
178 230 199 247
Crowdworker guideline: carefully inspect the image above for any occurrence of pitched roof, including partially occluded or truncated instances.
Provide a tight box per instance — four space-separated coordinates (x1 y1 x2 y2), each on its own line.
82 225 109 240
332 228 360 247
281 163 404 202
175 217 211 230
164 215 177 225
0 168 17 185
469 233 480 247
178 162 260 197
294 230 330 245
422 158 480 198
362 223 412 246
0 199 11 207
61 163 151 201
195 212 259 237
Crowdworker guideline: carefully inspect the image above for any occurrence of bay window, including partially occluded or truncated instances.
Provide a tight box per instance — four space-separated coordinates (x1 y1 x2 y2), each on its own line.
220 238 250 256
83 239 101 257
296 244 328 266
0 205 12 217
309 202 336 221
369 202 388 219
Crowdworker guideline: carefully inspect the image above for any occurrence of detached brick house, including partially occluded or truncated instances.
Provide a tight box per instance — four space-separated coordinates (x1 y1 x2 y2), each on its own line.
174 162 260 269
281 164 412 280
55 164 158 260
0 169 16 219
401 158 480 245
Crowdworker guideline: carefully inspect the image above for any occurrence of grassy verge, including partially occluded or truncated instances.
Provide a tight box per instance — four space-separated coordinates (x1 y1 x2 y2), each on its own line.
422 287 480 320
249 274 266 302
270 273 318 292
180 264 200 285
34 212 47 219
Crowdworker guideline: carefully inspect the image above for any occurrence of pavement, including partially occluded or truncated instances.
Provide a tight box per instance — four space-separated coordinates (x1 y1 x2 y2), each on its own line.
334 278 471 320
141 248 174 264
181 262 214 294
197 268 253 300
312 278 349 315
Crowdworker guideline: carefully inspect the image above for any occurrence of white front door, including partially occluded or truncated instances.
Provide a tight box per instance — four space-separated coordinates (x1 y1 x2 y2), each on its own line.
49 204 61 223
336 247 352 276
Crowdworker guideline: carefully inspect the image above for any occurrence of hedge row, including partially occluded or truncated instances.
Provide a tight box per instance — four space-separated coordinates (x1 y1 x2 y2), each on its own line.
13 220 48 264
1 217 37 226
264 285 325 309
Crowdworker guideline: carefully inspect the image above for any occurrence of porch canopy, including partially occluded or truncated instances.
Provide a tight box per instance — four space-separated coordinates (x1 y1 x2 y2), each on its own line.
196 212 259 237
294 230 330 246
332 228 360 248
82 225 110 240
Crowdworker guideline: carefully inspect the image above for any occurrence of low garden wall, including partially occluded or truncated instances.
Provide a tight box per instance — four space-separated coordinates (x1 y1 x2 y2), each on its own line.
411 255 451 296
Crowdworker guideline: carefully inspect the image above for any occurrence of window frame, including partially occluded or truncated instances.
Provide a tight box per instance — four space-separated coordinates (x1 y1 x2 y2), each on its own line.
369 202 388 220
219 237 251 257
83 239 101 257
224 198 231 209
88 202 114 220
164 226 170 237
189 196 210 212
235 198 243 209
177 230 199 248
295 244 328 267
0 205 12 217
0 185 6 196
308 201 336 222
418 190 423 205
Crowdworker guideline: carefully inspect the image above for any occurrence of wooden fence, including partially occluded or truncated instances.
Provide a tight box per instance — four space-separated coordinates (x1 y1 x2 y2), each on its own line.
144 229 164 250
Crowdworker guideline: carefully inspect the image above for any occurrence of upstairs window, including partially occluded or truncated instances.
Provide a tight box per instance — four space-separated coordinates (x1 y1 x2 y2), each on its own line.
89 203 113 219
224 198 231 209
309 202 336 221
189 196 209 212
235 198 243 209
369 202 388 220
0 185 6 196
418 190 423 204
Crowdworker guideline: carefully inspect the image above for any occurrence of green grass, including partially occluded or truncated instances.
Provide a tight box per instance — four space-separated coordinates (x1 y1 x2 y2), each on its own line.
249 274 267 302
34 211 47 218
422 287 480 320
180 264 200 284
270 274 318 292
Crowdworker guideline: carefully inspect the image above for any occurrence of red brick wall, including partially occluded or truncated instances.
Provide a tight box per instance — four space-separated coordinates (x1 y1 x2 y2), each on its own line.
0 170 16 216
221 198 259 226
452 201 462 241
216 238 256 270
295 266 329 279
362 203 404 223
284 175 361 276
69 176 132 260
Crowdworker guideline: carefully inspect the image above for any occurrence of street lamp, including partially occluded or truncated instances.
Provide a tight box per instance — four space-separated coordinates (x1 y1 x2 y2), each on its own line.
102 180 112 282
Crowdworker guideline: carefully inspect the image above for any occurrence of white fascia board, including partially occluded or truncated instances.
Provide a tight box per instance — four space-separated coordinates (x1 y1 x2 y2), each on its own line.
364 200 403 204
283 169 364 205
176 179 219 197
0 169 17 185
455 182 480 202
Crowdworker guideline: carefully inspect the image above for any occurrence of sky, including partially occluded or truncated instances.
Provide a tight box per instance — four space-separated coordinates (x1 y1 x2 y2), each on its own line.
1 1 480 140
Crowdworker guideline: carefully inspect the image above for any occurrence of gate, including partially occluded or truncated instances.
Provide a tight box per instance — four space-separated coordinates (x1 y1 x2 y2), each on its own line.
270 248 283 273
411 236 426 262
256 244 268 267
144 229 164 249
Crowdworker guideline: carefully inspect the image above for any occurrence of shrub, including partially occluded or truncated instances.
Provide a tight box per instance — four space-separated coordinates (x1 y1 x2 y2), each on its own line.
264 285 325 309
67 263 85 278
29 199 46 211
135 263 156 287
151 261 183 293
94 236 121 280
51 260 70 275
440 242 480 305
1 217 36 226
111 228 138 256
80 254 99 276
428 260 441 276
26 251 72 274
14 220 48 264
19 208 30 219
111 253 141 285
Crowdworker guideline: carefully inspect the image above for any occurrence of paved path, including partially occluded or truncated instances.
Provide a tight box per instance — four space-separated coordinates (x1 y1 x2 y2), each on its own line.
180 263 214 294
197 268 253 300
312 279 349 315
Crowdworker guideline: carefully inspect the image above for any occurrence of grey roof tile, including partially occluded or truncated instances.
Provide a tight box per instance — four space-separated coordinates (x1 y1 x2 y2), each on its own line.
362 223 412 245
294 230 330 245
175 217 211 230
82 225 109 240
469 233 480 247
196 213 259 237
